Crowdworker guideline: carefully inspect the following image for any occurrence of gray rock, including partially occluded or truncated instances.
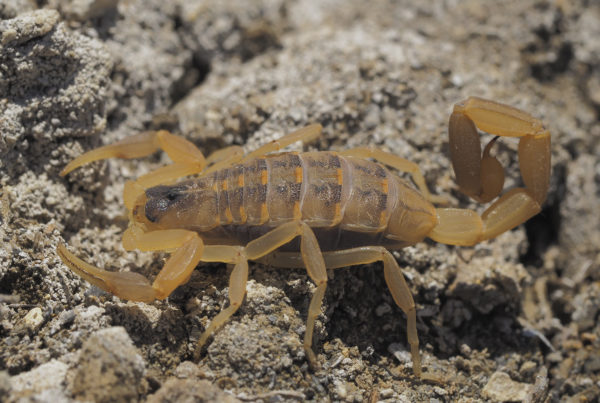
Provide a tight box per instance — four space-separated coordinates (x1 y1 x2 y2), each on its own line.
70 326 146 403
10 359 68 395
447 260 529 315
147 378 241 403
53 0 119 21
572 282 600 332
0 370 11 397
483 371 533 402
0 9 112 178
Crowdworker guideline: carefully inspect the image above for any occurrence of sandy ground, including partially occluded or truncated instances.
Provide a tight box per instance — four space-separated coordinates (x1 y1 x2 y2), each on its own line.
1 0 599 401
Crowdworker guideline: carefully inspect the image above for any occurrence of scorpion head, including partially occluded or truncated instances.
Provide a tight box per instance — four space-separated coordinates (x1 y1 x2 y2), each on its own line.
137 183 192 227
131 179 216 231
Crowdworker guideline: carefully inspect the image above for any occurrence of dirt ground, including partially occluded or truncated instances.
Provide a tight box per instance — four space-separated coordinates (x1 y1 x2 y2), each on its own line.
1 0 599 402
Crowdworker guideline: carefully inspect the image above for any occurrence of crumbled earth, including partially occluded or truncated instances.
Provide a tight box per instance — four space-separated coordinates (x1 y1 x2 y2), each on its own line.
1 0 599 402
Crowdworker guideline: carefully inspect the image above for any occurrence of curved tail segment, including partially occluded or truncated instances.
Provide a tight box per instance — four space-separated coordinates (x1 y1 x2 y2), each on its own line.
429 97 550 246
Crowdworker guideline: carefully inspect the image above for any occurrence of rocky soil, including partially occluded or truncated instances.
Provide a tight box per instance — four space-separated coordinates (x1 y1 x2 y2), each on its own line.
1 0 598 401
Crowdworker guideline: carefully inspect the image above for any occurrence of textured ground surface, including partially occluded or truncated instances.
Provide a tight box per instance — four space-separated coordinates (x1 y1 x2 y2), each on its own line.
1 0 599 402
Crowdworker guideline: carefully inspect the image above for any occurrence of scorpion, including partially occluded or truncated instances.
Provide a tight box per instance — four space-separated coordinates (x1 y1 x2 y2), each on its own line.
57 97 550 377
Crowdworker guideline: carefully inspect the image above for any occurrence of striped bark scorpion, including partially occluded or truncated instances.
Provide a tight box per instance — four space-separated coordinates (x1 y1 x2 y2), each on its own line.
57 97 550 377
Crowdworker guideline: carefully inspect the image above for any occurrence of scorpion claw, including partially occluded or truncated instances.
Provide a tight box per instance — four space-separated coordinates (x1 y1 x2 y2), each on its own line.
57 243 156 302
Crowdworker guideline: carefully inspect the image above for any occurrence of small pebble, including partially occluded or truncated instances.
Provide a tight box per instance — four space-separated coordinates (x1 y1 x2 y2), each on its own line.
482 371 533 402
23 307 44 331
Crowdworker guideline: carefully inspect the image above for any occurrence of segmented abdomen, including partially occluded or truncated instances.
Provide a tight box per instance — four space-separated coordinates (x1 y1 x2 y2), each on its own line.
210 151 396 232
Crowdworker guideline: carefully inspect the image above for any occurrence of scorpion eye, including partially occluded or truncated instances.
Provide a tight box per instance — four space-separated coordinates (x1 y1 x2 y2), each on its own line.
143 184 190 223
144 186 178 222
145 198 167 223
166 190 179 201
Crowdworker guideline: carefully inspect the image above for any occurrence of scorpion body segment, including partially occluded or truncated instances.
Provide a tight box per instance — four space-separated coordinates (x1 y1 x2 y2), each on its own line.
137 152 437 250
57 97 551 378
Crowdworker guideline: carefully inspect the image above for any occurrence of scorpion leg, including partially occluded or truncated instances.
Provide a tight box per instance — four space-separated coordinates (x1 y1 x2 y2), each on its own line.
257 248 422 377
241 124 322 162
193 221 327 367
201 124 322 175
322 247 421 377
244 220 327 368
58 229 204 302
202 145 245 174
193 124 322 175
193 245 248 360
340 147 447 204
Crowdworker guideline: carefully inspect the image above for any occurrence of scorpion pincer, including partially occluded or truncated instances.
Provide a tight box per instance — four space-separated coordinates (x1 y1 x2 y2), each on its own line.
57 97 550 377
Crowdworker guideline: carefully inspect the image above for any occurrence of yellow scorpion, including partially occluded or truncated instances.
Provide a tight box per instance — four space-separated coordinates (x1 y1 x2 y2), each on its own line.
57 97 550 376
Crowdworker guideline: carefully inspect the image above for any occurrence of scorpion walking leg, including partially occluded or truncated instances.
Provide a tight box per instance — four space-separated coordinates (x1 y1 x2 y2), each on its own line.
195 124 322 175
202 145 245 174
241 124 322 162
193 245 248 360
340 147 447 204
244 220 327 368
194 221 327 367
323 247 421 377
57 229 204 302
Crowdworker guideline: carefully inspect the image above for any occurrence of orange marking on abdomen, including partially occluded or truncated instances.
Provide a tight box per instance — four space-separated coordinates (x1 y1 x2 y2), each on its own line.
379 210 387 228
237 175 244 187
225 207 233 224
336 168 343 185
333 203 341 223
261 169 268 185
294 167 302 183
293 201 301 219
260 203 269 223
